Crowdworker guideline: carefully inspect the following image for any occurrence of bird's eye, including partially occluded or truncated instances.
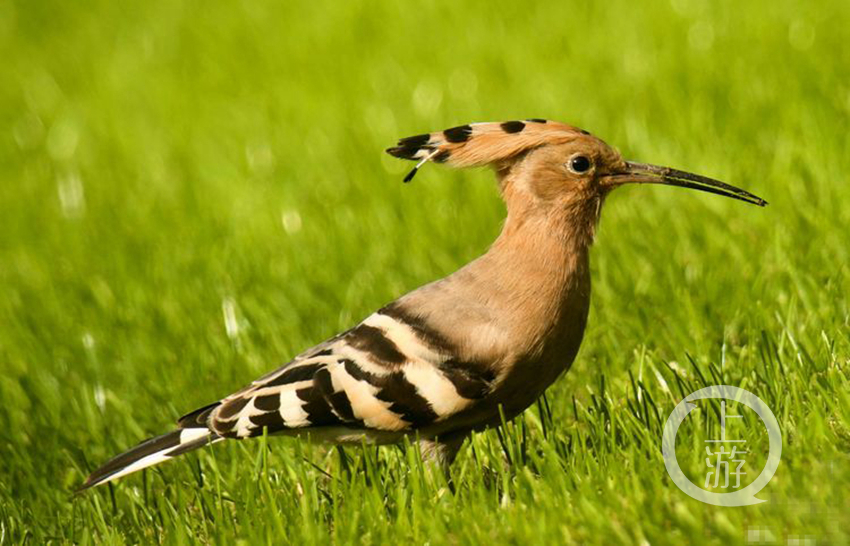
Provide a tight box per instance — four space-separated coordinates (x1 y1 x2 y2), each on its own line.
568 155 592 174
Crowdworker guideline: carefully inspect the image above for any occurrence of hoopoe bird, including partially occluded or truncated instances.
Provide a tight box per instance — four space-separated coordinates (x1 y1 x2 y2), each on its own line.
81 119 766 490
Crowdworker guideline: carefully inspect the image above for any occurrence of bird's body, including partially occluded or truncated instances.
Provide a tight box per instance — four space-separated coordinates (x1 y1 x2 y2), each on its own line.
81 119 765 490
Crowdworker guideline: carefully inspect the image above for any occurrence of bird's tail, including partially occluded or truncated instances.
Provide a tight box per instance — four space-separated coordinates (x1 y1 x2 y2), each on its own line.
80 428 222 490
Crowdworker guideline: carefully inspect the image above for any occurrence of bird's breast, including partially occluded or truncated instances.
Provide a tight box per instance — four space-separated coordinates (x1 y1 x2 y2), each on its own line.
494 287 591 420
445 263 591 429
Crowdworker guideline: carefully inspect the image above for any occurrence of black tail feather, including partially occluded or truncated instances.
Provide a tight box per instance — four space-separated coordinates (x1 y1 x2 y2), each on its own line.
79 428 217 491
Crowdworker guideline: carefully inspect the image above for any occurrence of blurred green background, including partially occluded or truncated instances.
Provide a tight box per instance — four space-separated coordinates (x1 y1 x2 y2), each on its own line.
2 0 849 543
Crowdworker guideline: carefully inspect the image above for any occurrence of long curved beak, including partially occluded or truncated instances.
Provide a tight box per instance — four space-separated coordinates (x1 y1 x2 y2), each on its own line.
602 161 768 206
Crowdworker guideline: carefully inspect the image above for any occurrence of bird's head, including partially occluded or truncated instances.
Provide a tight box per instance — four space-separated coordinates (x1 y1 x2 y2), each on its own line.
387 119 766 229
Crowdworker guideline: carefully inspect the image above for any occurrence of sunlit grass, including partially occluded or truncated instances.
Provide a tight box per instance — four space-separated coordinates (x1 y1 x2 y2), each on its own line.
1 0 849 543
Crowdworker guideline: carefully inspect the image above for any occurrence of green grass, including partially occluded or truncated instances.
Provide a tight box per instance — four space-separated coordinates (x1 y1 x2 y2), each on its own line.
2 0 850 543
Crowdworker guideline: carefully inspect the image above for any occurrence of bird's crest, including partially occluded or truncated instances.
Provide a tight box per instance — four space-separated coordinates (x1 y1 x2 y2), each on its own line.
386 119 591 182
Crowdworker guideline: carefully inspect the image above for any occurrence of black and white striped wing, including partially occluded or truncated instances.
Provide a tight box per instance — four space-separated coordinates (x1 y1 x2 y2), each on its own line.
199 304 496 439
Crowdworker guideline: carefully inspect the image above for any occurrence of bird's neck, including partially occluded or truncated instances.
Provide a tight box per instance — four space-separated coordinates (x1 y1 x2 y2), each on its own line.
481 203 594 314
426 202 594 382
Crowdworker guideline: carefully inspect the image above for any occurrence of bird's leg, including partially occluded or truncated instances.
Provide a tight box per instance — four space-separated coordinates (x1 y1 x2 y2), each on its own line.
418 432 467 493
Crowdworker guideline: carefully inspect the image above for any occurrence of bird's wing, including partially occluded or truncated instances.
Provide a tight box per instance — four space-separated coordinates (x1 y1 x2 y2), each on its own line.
194 302 497 439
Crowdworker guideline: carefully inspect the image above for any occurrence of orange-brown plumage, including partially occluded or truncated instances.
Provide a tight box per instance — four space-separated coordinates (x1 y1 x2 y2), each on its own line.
81 119 766 491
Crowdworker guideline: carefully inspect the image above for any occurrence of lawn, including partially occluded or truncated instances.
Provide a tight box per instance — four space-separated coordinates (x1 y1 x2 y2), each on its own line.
2 0 849 543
